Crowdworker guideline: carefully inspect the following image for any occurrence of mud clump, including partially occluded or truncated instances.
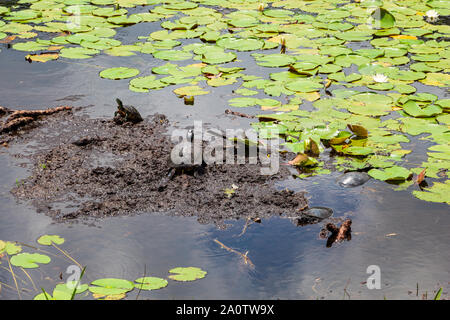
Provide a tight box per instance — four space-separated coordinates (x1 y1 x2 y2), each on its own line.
6 110 308 225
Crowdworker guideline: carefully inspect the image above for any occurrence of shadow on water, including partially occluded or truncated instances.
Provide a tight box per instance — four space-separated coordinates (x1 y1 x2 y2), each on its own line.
0 8 449 300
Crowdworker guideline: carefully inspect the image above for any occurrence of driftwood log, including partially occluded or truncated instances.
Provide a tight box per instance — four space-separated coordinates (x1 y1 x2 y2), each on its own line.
0 106 72 135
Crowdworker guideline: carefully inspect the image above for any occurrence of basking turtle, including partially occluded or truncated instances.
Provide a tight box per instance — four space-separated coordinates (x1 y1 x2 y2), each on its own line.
158 157 206 192
114 98 143 124
158 130 206 191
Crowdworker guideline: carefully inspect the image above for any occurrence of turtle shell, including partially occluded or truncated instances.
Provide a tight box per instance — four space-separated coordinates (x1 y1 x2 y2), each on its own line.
337 171 370 187
122 105 143 123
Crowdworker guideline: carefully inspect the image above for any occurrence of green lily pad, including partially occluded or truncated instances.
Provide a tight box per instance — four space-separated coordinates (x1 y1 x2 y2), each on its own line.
253 53 296 67
168 267 207 282
368 166 412 181
37 235 65 246
217 37 264 51
134 277 168 290
89 278 135 295
413 181 450 204
10 253 51 268
0 241 22 255
173 85 209 97
202 51 236 65
100 67 140 80
341 146 374 156
402 100 443 118
284 79 323 93
60 47 99 59
153 50 193 61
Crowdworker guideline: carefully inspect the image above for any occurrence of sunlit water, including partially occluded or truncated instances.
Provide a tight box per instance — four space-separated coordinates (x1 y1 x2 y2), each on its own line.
1 10 449 300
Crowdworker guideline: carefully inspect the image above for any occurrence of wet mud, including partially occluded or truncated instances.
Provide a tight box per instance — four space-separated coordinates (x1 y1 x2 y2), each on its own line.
3 108 310 225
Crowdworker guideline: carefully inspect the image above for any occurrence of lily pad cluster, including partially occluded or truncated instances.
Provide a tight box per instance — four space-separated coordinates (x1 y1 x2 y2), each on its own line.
0 0 449 204
1 235 207 300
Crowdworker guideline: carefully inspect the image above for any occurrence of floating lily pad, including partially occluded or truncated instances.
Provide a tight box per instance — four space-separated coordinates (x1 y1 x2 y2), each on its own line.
134 277 168 290
100 67 140 80
173 85 209 97
89 278 134 296
37 235 65 246
368 166 412 181
153 50 193 61
168 267 207 282
253 53 296 67
402 100 443 118
0 241 22 255
10 253 51 268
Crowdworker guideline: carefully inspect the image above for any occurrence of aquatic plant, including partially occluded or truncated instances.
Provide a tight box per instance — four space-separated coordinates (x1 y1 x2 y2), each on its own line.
0 0 448 204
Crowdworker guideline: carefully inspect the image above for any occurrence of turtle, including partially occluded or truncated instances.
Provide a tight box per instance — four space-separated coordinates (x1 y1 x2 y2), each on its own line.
158 157 206 192
336 171 370 187
114 98 143 124
158 129 206 191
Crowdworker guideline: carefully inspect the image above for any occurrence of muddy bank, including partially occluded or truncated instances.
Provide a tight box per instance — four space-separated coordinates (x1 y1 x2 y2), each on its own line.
3 108 310 225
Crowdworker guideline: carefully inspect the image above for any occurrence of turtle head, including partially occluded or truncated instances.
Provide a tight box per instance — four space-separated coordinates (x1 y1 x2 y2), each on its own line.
116 98 124 111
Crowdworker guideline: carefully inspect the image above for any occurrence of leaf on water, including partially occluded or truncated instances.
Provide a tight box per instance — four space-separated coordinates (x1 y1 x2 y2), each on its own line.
173 85 209 97
347 124 368 137
168 267 207 282
10 253 51 268
0 241 22 255
37 235 65 246
89 278 135 296
134 277 168 290
99 67 140 80
25 52 59 63
368 166 412 181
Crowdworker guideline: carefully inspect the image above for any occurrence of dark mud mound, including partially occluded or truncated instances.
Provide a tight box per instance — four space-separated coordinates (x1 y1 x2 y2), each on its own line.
7 110 308 225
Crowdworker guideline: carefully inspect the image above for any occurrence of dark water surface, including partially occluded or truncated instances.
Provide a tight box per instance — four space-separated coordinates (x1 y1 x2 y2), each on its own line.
1 12 449 300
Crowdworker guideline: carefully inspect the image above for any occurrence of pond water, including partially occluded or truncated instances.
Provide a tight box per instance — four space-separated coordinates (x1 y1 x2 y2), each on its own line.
0 1 449 300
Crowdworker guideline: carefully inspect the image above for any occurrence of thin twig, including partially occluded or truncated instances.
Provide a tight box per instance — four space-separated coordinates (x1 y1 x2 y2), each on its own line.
343 278 351 300
52 244 83 269
6 254 21 300
21 267 38 292
214 239 255 269
237 217 252 237
136 264 146 301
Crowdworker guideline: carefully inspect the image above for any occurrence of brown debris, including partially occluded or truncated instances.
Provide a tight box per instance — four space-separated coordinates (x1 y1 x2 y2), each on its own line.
0 105 72 135
0 106 11 117
1 117 34 134
225 109 255 119
6 106 72 122
214 239 255 269
321 219 352 248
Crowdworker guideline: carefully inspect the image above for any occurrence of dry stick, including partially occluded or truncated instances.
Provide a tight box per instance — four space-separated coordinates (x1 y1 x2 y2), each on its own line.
21 267 38 293
0 266 28 285
0 280 17 291
343 278 351 300
6 254 21 300
51 243 83 270
237 217 252 237
213 239 255 269
136 264 146 301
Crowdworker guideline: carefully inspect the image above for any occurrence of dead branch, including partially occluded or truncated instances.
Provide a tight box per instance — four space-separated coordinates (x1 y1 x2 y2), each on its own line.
1 106 72 135
0 106 11 117
214 239 255 269
225 109 255 119
6 106 72 122
0 117 34 134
